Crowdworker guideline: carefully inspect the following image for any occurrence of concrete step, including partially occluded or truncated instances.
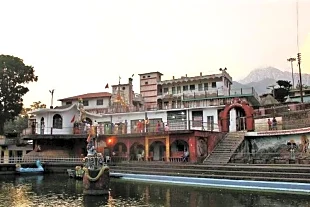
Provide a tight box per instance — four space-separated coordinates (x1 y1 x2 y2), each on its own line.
110 169 310 183
111 166 310 179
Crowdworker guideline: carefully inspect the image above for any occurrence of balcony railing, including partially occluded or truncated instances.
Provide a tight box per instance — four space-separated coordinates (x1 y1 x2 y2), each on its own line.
157 87 259 101
22 120 220 136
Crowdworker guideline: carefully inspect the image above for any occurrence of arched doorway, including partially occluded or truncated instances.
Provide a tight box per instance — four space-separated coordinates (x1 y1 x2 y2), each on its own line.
170 140 189 152
219 98 254 132
113 142 127 156
149 141 165 161
40 117 45 134
130 142 144 160
170 139 189 158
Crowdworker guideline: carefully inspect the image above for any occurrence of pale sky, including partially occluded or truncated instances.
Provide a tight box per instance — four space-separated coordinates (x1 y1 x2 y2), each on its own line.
0 0 309 107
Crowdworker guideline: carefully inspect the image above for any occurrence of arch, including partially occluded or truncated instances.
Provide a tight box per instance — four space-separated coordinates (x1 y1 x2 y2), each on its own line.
113 142 127 156
130 142 144 160
219 98 254 132
53 114 63 129
149 141 166 161
170 139 189 152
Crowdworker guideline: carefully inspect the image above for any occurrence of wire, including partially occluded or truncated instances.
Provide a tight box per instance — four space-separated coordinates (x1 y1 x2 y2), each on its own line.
296 0 300 52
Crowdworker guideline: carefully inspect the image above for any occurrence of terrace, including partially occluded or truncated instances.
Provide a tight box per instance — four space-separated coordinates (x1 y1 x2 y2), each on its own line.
158 87 260 106
21 120 220 138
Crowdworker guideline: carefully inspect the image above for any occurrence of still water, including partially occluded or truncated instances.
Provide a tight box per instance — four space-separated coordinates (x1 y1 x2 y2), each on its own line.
0 174 309 207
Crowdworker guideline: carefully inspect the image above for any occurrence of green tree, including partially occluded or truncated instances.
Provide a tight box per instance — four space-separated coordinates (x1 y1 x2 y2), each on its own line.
273 80 292 102
21 101 46 117
4 116 28 134
0 55 38 135
4 101 46 134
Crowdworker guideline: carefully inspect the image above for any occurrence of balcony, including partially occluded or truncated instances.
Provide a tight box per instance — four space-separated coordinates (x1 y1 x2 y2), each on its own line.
158 87 260 106
21 120 220 137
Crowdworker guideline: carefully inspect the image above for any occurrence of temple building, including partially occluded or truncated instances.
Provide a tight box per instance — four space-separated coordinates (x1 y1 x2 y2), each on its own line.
21 69 261 163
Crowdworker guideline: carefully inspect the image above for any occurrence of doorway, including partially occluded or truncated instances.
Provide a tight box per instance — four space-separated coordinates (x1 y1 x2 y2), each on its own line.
228 107 246 132
40 117 45 134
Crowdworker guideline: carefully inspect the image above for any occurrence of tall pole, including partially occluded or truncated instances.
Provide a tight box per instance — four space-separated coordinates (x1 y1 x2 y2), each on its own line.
297 53 303 103
287 58 296 88
49 89 55 109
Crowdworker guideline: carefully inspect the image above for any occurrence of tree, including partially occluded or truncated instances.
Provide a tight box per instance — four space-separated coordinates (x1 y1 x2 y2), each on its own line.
0 55 38 135
4 101 46 134
273 80 292 103
20 101 46 117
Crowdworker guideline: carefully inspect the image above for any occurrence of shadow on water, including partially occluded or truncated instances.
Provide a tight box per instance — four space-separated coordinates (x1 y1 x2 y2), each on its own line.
0 174 309 207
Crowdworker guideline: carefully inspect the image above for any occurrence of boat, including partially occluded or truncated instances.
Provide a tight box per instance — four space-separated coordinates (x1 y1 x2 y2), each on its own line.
67 166 84 179
16 160 44 174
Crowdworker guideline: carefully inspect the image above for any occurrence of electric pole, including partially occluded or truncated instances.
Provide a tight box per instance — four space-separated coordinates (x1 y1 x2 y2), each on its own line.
297 53 303 103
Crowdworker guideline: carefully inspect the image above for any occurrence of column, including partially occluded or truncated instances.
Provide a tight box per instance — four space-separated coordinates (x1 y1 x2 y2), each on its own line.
3 149 9 164
145 136 149 161
165 135 170 161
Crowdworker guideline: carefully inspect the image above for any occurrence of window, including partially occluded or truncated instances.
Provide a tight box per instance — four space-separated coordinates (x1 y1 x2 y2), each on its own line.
177 86 181 93
207 116 214 130
83 100 89 106
122 87 126 90
212 82 216 88
172 87 176 94
163 88 168 94
145 82 148 85
97 99 103 105
183 85 188 91
190 84 195 91
147 75 150 78
204 83 208 90
143 76 145 78
65 101 72 105
198 84 203 91
53 114 62 129
192 111 203 127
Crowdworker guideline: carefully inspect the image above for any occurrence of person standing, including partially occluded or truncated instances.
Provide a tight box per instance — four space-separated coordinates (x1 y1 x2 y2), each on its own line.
145 118 150 133
267 119 272 130
272 117 277 130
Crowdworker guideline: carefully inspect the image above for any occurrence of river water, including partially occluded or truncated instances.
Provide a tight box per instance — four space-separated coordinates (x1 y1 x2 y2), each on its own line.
0 174 309 207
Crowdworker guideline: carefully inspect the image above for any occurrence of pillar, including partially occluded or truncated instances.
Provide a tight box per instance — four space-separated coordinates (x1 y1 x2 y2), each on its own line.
145 137 149 161
165 136 170 161
3 149 9 164
188 136 197 162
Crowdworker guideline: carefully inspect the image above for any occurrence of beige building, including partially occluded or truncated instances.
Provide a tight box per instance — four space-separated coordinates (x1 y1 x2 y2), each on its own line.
139 72 163 110
157 70 233 109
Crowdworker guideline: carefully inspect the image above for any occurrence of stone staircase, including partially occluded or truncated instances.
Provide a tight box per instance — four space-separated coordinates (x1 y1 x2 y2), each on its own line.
203 132 245 164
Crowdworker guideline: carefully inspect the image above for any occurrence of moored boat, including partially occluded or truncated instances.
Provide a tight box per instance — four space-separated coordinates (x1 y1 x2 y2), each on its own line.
16 160 44 174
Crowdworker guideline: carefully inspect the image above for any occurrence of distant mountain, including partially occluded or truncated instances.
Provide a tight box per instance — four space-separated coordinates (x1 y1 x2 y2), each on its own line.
232 67 310 95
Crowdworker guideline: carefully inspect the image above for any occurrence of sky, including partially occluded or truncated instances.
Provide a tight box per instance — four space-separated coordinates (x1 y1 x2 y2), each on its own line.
0 0 309 108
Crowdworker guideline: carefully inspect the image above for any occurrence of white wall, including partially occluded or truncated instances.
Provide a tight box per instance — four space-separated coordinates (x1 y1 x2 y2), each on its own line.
203 108 219 131
61 97 110 109
34 107 103 134
147 111 167 123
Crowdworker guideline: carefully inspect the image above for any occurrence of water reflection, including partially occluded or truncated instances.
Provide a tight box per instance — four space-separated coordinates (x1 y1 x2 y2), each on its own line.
0 174 309 207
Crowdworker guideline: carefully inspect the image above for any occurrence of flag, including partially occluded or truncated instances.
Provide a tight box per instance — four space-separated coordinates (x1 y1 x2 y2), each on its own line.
105 83 109 89
70 115 75 123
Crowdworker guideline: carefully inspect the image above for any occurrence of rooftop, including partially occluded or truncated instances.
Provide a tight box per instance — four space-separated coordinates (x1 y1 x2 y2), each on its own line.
158 71 232 85
138 71 163 76
58 92 112 101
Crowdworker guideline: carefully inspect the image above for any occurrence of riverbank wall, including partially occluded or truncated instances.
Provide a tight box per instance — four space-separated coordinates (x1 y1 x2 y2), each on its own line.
1 162 310 183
